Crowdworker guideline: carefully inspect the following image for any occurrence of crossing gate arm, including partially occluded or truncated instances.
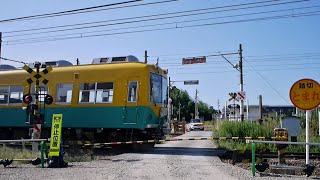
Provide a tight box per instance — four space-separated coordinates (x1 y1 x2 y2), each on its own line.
0 138 49 143
82 137 273 147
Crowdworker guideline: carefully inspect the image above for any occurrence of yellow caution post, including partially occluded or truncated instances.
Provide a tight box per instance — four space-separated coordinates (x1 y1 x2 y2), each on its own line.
49 114 63 157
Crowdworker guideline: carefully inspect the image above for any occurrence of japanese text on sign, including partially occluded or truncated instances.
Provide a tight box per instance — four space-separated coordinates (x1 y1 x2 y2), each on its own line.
289 79 320 110
49 114 63 157
182 56 206 65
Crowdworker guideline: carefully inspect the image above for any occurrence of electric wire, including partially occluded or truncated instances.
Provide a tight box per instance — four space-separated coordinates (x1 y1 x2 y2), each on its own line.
165 62 320 70
0 0 144 23
243 57 292 104
148 52 320 61
3 0 310 36
4 10 320 45
169 66 320 74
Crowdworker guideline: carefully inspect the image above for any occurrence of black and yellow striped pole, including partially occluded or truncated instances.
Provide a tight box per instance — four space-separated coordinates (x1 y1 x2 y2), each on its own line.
274 128 288 165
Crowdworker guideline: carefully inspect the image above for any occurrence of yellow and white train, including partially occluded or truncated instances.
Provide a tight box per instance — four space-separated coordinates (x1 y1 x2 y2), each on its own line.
0 56 168 142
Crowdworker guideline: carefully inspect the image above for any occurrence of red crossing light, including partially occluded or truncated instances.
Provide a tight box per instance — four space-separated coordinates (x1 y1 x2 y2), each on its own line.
23 94 33 104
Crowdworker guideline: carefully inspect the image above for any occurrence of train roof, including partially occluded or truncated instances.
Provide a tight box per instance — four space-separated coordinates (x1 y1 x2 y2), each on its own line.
0 62 167 76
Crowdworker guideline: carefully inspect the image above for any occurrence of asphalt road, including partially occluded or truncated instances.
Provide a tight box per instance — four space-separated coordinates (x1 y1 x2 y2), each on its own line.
123 130 238 180
2 131 309 180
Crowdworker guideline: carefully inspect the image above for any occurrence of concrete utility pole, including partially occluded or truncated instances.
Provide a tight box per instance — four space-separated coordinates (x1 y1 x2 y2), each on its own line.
195 89 199 119
239 44 244 122
0 32 2 63
259 95 263 120
178 101 181 122
144 50 148 64
168 77 172 127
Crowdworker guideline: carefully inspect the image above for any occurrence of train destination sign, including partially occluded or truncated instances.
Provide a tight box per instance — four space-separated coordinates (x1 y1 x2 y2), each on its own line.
182 56 206 65
289 78 320 110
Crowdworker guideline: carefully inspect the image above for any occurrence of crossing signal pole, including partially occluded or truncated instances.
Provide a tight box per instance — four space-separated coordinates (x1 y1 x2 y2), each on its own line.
239 44 244 122
23 62 53 140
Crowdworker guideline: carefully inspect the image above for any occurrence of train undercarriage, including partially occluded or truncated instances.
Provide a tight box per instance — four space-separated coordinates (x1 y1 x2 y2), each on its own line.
0 127 164 147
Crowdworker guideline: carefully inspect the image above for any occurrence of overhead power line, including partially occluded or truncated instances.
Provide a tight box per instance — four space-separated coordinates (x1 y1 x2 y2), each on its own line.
0 0 144 23
3 0 313 37
3 9 320 45
165 62 320 69
169 66 320 75
155 54 320 65
246 52 320 57
242 57 291 104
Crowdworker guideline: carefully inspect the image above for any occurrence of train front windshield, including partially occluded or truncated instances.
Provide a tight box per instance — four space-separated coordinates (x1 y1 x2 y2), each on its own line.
150 73 167 104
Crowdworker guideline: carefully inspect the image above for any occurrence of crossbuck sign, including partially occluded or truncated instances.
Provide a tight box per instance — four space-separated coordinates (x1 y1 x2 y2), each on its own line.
237 91 246 100
228 91 246 101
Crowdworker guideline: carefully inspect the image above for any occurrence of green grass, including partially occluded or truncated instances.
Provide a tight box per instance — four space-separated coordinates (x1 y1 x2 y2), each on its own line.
215 120 278 152
0 146 37 160
215 120 277 138
214 116 320 153
0 146 93 163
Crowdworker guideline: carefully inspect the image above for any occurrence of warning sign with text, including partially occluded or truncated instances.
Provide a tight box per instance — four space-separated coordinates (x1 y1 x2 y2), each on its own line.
49 114 63 157
289 79 320 110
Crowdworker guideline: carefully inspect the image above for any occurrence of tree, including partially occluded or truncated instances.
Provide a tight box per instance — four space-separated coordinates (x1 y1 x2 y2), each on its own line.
170 86 217 122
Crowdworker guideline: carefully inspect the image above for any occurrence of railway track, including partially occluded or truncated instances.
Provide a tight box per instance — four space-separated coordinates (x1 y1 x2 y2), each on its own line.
220 150 320 164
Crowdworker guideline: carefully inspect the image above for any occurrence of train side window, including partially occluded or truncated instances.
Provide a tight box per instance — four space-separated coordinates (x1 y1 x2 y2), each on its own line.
56 83 73 104
9 86 23 104
96 82 113 103
0 86 9 104
79 83 95 103
128 81 137 102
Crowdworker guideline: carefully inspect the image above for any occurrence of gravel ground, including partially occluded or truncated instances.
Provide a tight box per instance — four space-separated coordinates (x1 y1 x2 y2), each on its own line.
0 131 315 180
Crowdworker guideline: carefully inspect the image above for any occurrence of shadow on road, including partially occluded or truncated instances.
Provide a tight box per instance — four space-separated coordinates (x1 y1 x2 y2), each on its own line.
132 147 225 157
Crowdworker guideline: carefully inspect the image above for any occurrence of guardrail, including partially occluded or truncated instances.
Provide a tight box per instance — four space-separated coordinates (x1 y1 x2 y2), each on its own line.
246 140 320 177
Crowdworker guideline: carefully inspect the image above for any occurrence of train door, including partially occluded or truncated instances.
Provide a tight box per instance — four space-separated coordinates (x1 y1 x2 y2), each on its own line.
123 77 139 124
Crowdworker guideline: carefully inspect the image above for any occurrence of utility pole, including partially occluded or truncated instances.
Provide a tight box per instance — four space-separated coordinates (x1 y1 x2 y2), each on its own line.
144 50 148 64
168 77 172 128
0 32 2 63
239 44 244 122
195 89 199 119
178 101 181 122
259 95 263 120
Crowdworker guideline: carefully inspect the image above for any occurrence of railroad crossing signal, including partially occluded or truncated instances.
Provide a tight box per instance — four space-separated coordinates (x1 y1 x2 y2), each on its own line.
22 64 52 86
236 91 246 101
228 92 238 101
22 62 53 125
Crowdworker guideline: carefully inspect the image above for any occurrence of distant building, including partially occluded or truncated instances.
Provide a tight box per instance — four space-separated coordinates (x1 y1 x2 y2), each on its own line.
0 64 16 70
221 105 296 121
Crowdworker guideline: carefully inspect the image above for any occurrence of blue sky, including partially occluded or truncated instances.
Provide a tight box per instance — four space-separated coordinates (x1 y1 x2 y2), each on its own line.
0 0 319 110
